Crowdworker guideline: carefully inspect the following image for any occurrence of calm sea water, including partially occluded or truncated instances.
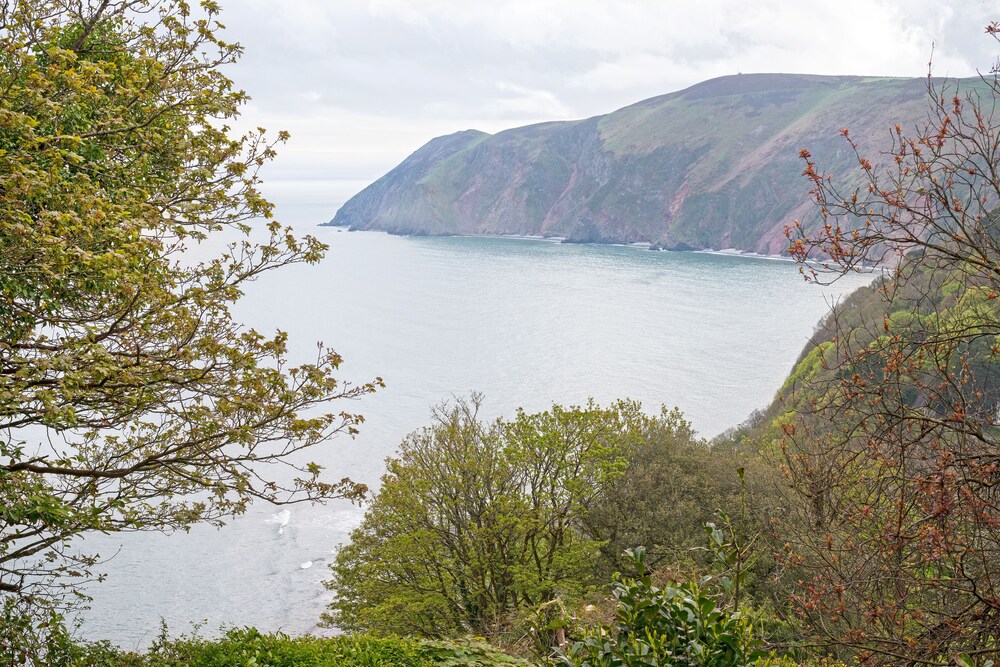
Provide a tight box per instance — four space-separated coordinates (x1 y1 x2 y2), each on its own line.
75 223 872 648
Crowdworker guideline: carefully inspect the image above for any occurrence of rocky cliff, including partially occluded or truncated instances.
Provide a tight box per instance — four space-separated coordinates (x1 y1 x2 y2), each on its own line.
329 73 977 254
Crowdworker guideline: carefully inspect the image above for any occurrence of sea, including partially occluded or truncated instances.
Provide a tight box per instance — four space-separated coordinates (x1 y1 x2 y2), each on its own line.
73 190 873 648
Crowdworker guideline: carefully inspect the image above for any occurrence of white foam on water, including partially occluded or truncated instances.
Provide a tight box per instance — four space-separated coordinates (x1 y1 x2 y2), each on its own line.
267 509 292 535
300 561 313 569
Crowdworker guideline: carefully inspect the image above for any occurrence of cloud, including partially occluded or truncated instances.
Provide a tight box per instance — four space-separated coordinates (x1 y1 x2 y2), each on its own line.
215 0 996 188
492 82 574 119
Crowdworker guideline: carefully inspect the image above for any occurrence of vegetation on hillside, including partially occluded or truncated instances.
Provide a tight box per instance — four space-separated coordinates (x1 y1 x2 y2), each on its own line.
325 397 647 645
554 547 763 667
771 31 1000 662
28 627 530 667
323 396 784 664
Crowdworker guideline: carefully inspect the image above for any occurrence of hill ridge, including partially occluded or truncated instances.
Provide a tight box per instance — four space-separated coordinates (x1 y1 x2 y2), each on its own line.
329 73 973 253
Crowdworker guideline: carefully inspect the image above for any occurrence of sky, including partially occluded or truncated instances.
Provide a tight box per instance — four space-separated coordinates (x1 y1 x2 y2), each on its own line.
215 0 998 218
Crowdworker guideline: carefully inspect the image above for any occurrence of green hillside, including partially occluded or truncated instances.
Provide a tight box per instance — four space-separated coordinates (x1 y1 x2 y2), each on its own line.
329 74 986 254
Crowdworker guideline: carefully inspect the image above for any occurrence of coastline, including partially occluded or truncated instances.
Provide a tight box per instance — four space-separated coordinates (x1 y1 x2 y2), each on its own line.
320 224 800 263
320 224 887 273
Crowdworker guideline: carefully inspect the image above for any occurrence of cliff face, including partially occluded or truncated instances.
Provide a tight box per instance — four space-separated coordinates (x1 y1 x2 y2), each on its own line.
330 74 976 254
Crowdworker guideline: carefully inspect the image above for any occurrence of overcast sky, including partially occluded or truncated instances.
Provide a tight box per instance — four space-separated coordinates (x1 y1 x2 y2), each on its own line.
216 0 997 216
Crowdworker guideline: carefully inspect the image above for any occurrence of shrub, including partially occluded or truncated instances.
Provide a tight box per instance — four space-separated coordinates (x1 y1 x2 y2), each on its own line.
554 548 761 667
64 628 530 666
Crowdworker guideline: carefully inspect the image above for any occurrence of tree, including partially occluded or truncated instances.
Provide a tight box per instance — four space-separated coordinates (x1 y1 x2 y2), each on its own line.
779 26 1000 665
324 396 647 647
0 0 378 651
581 408 773 581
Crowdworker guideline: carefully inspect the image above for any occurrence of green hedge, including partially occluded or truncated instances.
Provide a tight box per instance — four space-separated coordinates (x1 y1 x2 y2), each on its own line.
66 629 529 667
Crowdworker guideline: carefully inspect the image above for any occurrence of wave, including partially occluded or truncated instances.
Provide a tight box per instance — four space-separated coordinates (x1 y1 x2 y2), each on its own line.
267 509 292 535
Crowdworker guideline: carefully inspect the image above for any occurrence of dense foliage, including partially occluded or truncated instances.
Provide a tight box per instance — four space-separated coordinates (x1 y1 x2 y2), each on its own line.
38 627 529 667
583 408 775 581
0 0 378 654
556 548 761 667
325 397 648 645
325 396 784 662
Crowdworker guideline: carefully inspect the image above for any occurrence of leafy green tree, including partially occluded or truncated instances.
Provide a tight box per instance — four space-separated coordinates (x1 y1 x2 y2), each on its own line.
582 409 776 579
0 0 378 650
324 396 647 646
580 409 784 623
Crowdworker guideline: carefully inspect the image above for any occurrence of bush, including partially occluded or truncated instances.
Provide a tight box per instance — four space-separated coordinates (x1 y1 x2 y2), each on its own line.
554 549 761 667
64 628 530 667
